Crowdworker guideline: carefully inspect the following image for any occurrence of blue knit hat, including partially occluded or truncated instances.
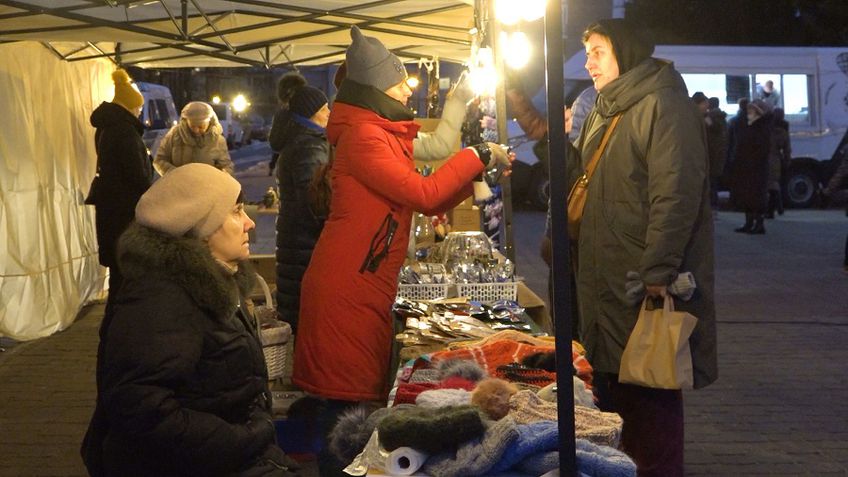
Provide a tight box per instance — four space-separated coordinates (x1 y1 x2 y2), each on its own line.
289 86 328 118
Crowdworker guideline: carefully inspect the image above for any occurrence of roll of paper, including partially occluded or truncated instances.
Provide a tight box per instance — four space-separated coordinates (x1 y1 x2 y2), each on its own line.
385 447 429 475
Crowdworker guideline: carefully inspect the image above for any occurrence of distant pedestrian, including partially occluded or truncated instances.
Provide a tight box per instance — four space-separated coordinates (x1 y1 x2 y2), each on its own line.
705 97 728 208
731 99 772 234
758 80 781 108
725 97 750 188
154 101 233 175
766 108 791 218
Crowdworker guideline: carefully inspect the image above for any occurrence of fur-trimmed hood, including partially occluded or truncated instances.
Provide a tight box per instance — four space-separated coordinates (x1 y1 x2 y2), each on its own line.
117 222 255 319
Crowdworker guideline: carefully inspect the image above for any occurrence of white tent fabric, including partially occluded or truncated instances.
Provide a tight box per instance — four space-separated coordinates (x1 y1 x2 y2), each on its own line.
0 42 110 340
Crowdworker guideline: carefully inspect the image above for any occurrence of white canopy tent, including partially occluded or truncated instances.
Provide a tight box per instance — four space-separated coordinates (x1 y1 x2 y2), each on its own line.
0 0 476 340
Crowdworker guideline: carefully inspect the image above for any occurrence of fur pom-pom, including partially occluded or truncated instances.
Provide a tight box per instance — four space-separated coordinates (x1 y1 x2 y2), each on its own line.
327 405 390 463
471 378 519 420
437 358 486 382
277 72 307 103
112 68 132 85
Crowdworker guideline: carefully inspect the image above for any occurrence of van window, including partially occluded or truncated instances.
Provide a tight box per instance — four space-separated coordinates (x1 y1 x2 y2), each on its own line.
144 99 175 130
681 73 813 126
212 104 228 121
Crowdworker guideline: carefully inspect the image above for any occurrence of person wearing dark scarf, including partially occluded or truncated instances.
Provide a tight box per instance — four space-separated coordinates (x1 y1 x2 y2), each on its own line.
571 19 717 477
274 85 330 333
291 25 512 476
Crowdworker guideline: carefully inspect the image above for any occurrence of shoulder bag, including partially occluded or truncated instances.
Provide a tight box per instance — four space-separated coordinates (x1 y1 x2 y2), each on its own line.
566 114 621 239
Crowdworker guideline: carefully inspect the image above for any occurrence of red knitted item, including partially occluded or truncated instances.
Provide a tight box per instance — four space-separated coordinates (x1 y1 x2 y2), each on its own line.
430 340 555 374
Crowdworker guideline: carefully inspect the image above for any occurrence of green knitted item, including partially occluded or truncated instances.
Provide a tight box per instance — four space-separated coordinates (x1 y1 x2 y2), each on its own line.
377 405 485 454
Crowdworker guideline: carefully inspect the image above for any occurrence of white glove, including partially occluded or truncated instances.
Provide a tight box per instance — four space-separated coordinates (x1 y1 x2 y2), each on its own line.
485 142 512 170
448 70 475 104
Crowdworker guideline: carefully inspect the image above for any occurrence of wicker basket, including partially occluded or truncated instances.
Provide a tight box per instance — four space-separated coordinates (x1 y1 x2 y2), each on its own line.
254 274 291 380
455 282 518 302
396 283 451 301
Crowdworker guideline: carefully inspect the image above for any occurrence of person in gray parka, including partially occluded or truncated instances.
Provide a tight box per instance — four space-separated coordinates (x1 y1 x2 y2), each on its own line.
572 19 717 477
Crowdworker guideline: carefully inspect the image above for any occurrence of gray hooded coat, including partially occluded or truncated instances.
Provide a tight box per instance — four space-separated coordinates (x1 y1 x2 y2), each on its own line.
573 58 718 389
154 117 233 175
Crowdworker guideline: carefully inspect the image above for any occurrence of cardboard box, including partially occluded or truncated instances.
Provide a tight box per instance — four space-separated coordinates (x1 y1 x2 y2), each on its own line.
448 206 481 232
454 195 474 209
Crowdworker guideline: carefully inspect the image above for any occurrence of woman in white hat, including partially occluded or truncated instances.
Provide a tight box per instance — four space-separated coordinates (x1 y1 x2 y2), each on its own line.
154 101 234 175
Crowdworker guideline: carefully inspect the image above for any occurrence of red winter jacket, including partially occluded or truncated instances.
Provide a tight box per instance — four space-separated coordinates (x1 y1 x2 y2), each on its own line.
292 102 485 401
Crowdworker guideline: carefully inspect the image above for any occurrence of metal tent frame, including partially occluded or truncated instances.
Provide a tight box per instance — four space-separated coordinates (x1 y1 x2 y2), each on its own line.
0 0 474 68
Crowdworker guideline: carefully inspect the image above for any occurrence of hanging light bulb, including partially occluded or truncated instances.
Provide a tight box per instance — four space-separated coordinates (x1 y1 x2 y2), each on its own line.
496 0 546 24
502 31 531 69
521 0 546 22
494 0 521 25
469 46 497 96
406 76 420 89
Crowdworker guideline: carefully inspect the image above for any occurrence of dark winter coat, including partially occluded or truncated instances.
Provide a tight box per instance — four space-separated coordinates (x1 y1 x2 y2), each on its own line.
82 223 291 477
574 58 717 389
731 116 771 211
89 102 153 268
274 118 330 332
292 82 484 402
725 109 747 182
768 124 791 191
705 108 728 180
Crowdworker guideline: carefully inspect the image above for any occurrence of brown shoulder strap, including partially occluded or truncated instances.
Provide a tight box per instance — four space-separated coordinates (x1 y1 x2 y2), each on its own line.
582 114 622 184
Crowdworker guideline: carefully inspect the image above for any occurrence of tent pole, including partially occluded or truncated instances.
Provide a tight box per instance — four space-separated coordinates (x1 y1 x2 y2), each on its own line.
545 0 577 475
488 0 515 261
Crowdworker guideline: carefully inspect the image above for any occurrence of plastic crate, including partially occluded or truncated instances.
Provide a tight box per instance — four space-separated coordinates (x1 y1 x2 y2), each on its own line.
455 282 518 302
396 283 450 301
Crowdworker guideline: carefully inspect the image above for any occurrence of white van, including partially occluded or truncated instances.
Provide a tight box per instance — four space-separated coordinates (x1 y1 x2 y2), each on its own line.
211 102 245 150
564 45 848 208
136 81 178 158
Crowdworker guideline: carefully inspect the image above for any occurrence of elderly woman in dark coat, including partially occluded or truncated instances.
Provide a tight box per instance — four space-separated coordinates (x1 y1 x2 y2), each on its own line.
731 99 773 234
81 163 298 477
274 85 331 333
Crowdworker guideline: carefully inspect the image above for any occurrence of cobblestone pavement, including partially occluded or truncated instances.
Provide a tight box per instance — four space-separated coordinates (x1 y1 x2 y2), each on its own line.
1 146 846 476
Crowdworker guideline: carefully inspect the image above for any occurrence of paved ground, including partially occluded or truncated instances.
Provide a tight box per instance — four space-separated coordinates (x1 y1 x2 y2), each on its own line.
1 143 846 476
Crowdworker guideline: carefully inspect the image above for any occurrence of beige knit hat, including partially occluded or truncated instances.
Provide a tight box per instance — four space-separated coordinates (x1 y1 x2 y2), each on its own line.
135 163 241 238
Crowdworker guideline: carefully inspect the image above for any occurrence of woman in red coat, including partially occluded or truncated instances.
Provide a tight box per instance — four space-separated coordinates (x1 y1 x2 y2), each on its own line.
292 26 511 474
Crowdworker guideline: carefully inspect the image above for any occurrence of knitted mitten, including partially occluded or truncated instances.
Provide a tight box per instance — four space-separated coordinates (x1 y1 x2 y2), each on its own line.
377 405 485 454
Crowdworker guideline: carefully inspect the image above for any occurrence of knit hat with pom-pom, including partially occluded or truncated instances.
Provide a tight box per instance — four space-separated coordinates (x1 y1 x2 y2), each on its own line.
277 72 307 104
111 69 144 111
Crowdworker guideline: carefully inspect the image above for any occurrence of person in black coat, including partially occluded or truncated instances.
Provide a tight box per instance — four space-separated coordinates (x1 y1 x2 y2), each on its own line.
274 86 331 333
81 164 299 476
268 73 308 176
731 99 773 234
88 69 153 354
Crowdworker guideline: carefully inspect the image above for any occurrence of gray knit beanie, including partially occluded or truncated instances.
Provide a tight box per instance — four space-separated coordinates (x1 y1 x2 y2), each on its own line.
135 163 241 239
345 25 407 91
